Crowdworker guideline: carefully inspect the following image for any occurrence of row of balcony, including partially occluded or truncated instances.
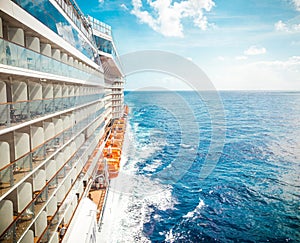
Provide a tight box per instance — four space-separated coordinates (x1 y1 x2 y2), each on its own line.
0 104 107 242
39 122 107 243
112 101 122 107
0 114 106 242
0 38 102 83
112 83 124 88
0 94 103 129
111 90 123 95
112 106 124 112
88 16 112 37
0 102 104 197
0 77 104 130
54 0 92 40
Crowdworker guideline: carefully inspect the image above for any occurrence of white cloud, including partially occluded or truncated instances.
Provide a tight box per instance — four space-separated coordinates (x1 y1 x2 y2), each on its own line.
131 0 215 37
275 20 287 31
131 0 159 33
98 0 104 3
244 45 266 56
120 3 128 10
274 1 300 34
235 55 248 60
292 0 300 11
255 56 300 71
212 56 300 90
217 56 225 61
274 20 300 33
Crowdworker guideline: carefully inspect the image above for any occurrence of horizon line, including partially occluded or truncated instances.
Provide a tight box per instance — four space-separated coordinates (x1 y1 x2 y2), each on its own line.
124 89 300 92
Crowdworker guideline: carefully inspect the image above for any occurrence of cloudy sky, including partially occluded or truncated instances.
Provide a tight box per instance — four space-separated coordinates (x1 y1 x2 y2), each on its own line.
76 0 300 90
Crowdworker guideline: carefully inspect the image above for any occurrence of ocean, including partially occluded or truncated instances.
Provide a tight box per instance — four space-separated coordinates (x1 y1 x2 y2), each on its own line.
99 91 300 242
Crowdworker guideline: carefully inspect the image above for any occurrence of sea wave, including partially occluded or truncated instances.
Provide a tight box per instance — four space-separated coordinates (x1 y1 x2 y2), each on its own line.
182 199 205 219
99 121 177 242
100 91 300 242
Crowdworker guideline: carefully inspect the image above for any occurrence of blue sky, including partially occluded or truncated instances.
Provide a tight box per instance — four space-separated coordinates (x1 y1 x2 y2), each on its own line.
76 0 300 90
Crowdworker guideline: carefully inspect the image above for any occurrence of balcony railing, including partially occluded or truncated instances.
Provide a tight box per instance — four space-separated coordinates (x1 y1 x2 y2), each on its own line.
54 0 92 40
0 105 105 198
0 38 103 84
39 124 106 243
0 93 103 129
0 110 106 242
0 120 105 242
88 16 112 37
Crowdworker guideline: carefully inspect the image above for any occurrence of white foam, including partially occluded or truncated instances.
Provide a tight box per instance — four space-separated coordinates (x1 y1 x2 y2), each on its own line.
182 199 205 219
162 199 205 242
124 123 168 175
98 123 176 242
98 176 175 242
143 159 162 172
181 143 192 149
165 229 175 243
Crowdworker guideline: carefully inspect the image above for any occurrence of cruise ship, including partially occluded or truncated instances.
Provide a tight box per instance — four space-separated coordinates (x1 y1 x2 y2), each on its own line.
0 0 125 242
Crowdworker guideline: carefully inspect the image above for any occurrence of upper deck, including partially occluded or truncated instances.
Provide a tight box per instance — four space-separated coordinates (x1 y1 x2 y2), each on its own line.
87 16 123 82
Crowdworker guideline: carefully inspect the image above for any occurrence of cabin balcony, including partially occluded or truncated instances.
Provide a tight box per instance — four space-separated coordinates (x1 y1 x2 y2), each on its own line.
0 38 103 84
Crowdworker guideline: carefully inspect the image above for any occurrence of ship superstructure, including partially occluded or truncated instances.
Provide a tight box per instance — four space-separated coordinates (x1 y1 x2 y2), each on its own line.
0 0 124 242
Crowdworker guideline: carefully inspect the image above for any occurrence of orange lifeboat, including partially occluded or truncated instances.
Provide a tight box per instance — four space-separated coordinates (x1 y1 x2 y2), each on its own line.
102 107 128 179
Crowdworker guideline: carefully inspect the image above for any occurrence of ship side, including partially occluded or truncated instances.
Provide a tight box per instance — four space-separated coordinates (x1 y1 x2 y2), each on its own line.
0 0 124 242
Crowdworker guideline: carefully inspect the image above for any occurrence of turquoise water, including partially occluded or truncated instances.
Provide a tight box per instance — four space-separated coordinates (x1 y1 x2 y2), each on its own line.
120 91 300 242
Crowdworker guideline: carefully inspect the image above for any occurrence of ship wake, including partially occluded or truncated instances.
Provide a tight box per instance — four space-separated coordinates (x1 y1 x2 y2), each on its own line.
98 122 176 242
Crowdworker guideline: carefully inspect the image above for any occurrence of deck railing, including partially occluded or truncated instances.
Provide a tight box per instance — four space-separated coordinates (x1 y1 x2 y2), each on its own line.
0 38 103 83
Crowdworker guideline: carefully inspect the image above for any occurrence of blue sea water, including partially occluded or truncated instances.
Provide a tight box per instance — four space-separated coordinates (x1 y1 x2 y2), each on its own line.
108 91 300 242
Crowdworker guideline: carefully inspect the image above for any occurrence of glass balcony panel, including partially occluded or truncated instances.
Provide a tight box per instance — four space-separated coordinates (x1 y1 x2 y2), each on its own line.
40 55 51 73
0 103 9 126
0 38 103 84
13 152 32 178
62 97 70 109
43 99 54 114
19 48 28 69
62 62 70 77
69 96 75 107
0 165 13 196
11 101 29 123
49 214 59 234
5 41 19 67
15 204 35 241
45 139 56 156
26 50 39 71
48 177 58 192
32 145 46 166
76 96 83 105
35 188 48 204
29 99 44 119
0 39 5 64
54 97 63 111
52 59 61 76
63 130 72 143
54 134 64 149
